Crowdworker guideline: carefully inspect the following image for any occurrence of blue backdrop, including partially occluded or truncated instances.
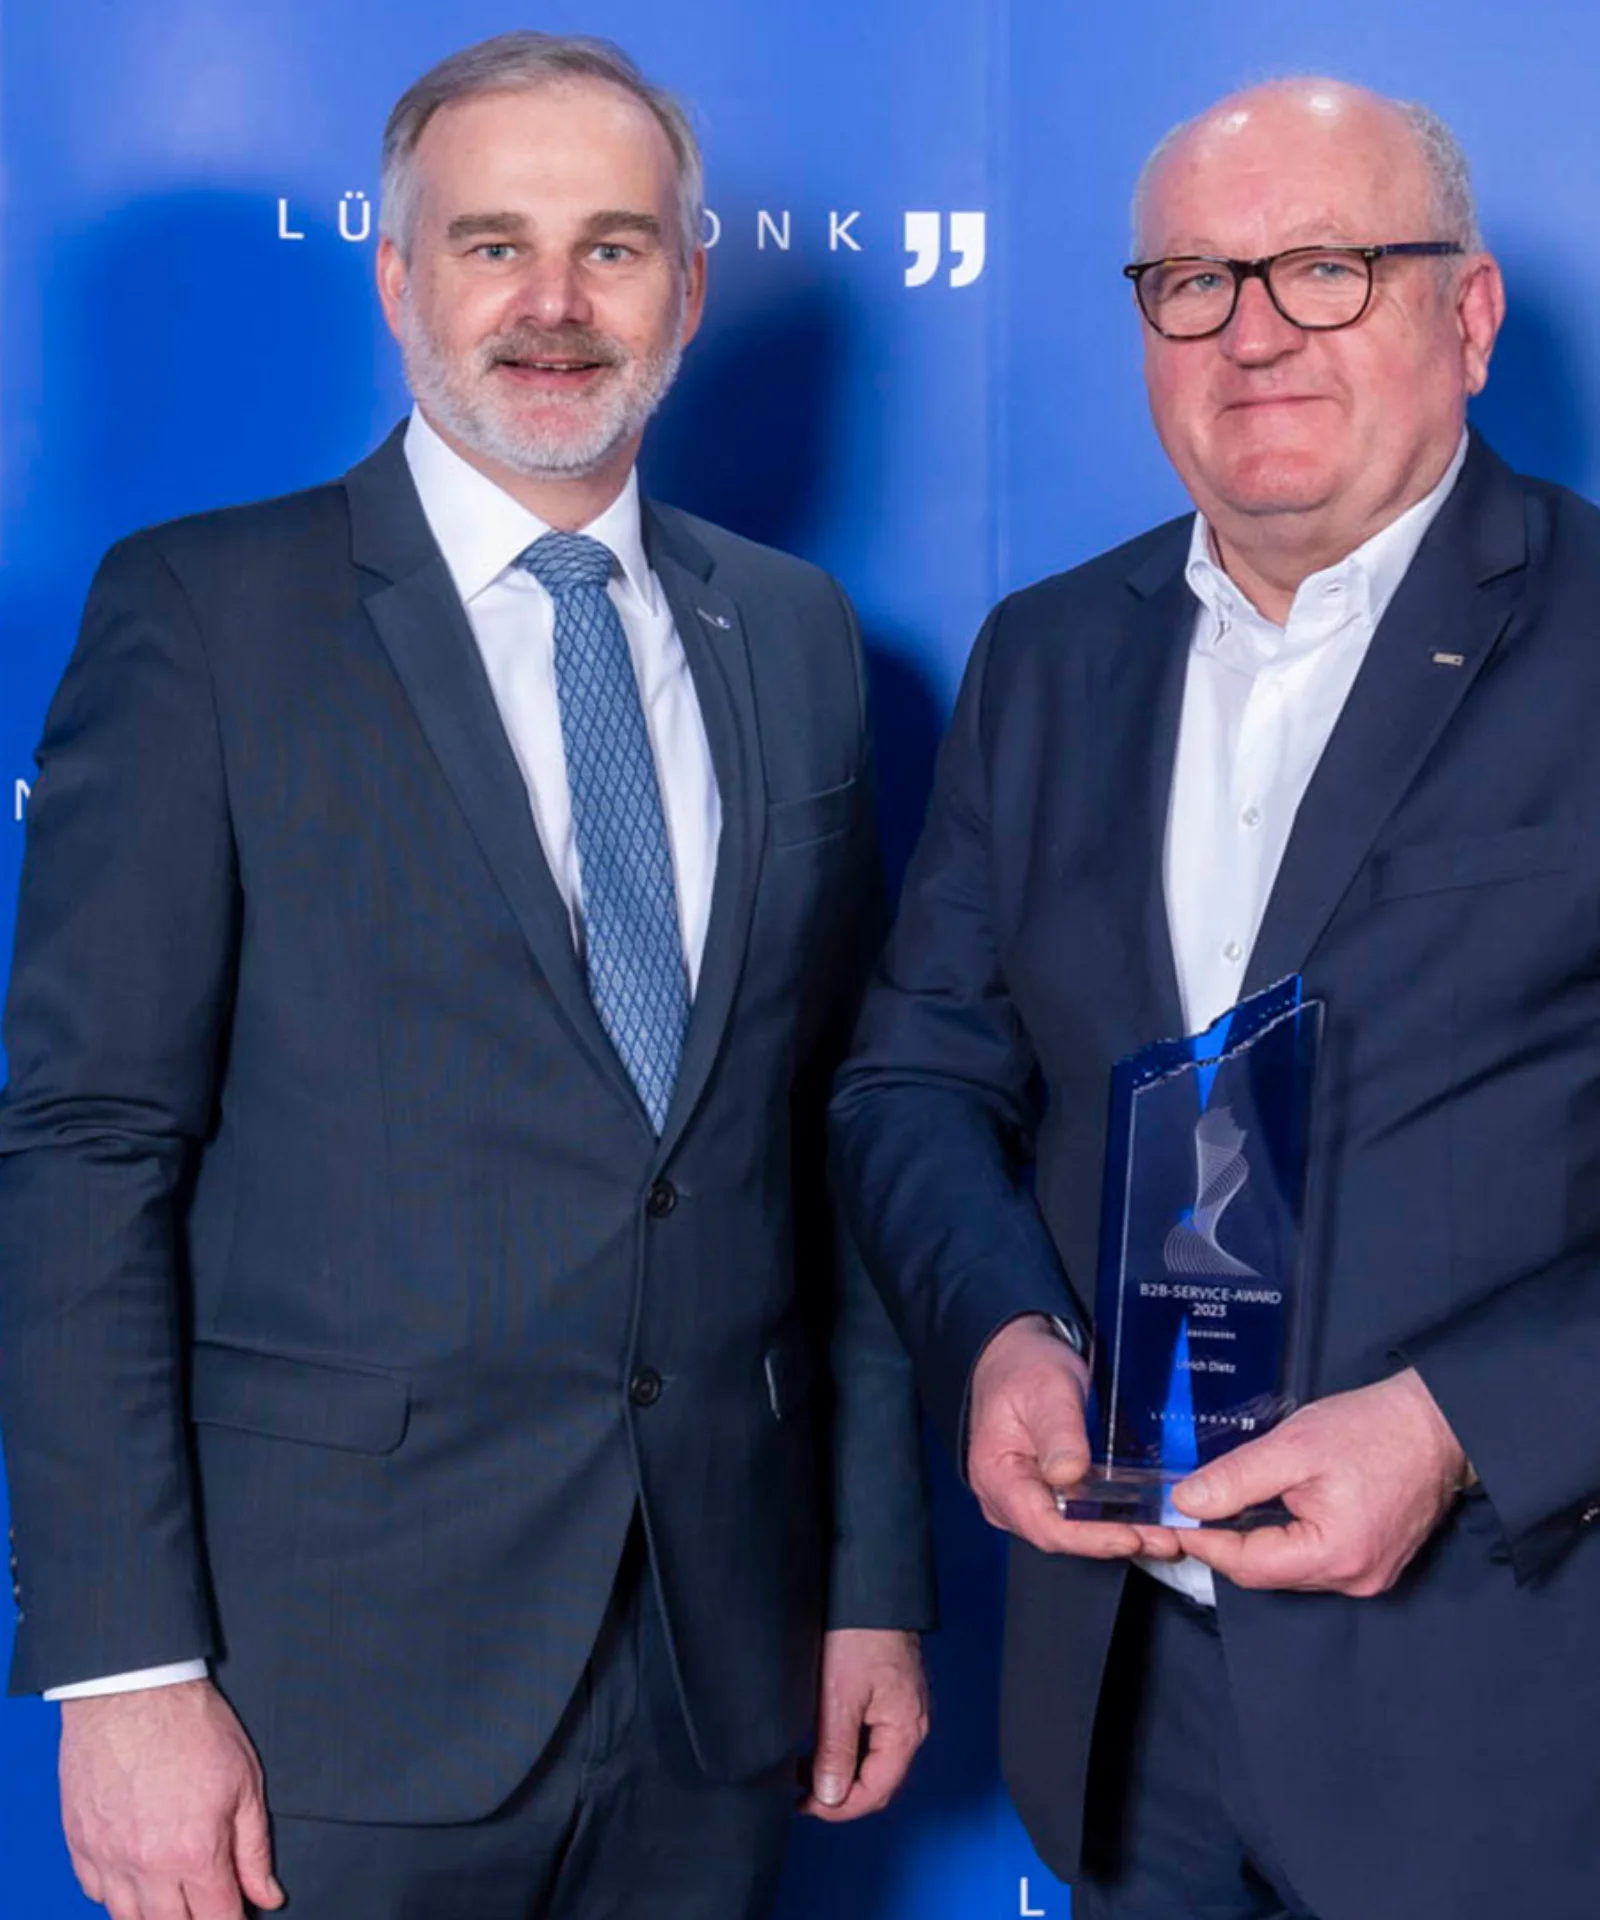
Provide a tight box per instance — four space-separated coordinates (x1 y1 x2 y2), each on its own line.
3 3 1598 1913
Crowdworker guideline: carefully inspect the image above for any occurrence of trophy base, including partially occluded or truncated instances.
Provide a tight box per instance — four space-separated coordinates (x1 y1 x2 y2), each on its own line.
1056 1466 1290 1530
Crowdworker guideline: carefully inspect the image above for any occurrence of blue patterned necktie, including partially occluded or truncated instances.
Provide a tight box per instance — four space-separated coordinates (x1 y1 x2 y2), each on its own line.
517 531 690 1133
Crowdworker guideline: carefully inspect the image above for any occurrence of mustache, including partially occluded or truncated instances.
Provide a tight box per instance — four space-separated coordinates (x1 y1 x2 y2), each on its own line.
480 325 627 370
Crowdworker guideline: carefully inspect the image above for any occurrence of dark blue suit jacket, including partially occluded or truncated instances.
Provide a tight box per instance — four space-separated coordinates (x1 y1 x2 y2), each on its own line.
0 426 933 1822
833 435 1600 1920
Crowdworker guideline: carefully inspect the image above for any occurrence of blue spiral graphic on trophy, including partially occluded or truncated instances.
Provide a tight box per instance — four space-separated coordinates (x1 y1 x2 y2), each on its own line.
1163 1105 1260 1279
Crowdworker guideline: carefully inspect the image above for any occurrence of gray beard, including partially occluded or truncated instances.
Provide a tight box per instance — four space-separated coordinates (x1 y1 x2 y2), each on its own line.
399 297 683 480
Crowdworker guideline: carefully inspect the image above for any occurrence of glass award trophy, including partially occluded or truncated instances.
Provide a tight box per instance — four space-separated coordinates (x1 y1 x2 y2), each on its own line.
1058 976 1323 1526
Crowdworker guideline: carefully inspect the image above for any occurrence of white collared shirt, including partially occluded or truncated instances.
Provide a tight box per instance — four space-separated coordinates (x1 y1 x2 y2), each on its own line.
1147 432 1470 1608
404 407 722 993
46 410 722 1703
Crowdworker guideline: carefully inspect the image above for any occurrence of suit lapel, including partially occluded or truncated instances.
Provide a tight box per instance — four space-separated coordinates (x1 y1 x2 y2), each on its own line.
346 430 646 1122
1243 437 1530 996
645 507 766 1160
1094 533 1195 1045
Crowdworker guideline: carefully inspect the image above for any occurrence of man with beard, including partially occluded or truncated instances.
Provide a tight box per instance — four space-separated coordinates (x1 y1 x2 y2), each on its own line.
0 33 931 1920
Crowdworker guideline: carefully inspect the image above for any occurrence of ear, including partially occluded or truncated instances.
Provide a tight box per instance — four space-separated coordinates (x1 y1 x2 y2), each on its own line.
376 236 409 345
680 248 708 349
1457 252 1506 398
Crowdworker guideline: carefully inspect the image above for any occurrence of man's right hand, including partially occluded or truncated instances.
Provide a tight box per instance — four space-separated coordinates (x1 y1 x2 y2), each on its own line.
966 1315 1183 1561
59 1678 283 1920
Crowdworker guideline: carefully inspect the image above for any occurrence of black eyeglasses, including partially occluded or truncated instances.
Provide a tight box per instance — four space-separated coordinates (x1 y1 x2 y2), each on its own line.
1123 243 1466 340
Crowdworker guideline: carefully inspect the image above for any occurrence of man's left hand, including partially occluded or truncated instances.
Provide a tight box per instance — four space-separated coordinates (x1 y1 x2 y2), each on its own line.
1173 1367 1470 1595
802 1628 928 1821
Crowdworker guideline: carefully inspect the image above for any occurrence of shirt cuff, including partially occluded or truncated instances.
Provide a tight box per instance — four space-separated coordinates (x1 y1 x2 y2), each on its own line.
44 1660 209 1701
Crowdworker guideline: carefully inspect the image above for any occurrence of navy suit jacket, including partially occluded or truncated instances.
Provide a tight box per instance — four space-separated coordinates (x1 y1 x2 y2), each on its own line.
833 435 1600 1920
0 426 933 1822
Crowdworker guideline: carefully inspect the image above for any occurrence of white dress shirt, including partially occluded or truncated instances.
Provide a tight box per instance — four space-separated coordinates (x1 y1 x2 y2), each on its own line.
48 409 721 1701
402 409 721 991
1145 432 1469 1608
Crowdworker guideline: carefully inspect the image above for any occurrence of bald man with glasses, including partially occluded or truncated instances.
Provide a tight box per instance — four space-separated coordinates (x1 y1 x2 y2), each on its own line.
834 76 1600 1920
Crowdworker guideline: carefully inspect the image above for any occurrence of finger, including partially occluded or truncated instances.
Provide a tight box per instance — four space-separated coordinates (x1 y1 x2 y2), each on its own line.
1129 1523 1187 1560
100 1878 145 1920
863 1686 930 1762
975 1459 1066 1543
1051 1517 1160 1558
1178 1518 1329 1589
973 1366 1091 1491
801 1782 873 1821
102 1872 187 1920
808 1699 864 1811
855 1720 920 1805
1023 1383 1093 1489
230 1792 284 1911
133 1874 193 1920
802 1775 893 1821
975 1436 1077 1512
1035 1424 1091 1488
802 1730 911 1822
183 1862 250 1920
67 1847 107 1905
985 1463 1150 1558
799 1763 867 1820
808 1674 866 1809
1172 1430 1301 1522
994 1470 1079 1547
1036 1474 1163 1557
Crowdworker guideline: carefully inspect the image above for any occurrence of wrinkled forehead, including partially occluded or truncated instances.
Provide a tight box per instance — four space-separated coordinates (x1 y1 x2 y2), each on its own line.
1141 92 1434 257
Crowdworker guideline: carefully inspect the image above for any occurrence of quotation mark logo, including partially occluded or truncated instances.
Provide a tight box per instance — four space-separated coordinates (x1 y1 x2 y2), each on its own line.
904 211 987 288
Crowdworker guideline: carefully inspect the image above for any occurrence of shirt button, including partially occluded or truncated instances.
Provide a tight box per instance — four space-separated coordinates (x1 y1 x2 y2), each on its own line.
630 1368 664 1408
646 1179 677 1218
1223 940 1244 963
1240 806 1262 829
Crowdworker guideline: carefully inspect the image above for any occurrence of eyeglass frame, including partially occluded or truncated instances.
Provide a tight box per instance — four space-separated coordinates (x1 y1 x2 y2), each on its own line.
1122 242 1467 340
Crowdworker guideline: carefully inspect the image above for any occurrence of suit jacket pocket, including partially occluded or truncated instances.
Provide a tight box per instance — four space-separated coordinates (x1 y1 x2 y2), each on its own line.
767 780 857 849
1370 826 1577 901
763 1326 817 1421
190 1341 410 1455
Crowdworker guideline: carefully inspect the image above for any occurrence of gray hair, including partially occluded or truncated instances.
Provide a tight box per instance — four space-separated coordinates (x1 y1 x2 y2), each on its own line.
1130 81 1483 257
380 32 705 265
1398 100 1482 251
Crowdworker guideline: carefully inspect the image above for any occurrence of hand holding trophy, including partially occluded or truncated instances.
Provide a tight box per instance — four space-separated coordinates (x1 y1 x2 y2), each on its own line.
1059 976 1323 1529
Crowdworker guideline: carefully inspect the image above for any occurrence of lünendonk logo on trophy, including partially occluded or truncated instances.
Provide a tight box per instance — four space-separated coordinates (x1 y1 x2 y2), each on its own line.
1059 976 1323 1526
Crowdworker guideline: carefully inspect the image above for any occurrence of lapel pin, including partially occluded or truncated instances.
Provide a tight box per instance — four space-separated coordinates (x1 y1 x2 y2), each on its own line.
1431 651 1465 668
697 607 733 630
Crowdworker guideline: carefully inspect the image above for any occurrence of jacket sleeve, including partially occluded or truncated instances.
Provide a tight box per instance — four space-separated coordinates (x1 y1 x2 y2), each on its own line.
0 535 239 1692
1402 1251 1600 1583
801 582 936 1633
829 599 1079 1473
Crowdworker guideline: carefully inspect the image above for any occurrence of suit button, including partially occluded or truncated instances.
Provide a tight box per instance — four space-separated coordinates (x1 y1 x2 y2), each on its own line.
1582 1503 1600 1526
630 1368 663 1408
646 1179 677 1218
